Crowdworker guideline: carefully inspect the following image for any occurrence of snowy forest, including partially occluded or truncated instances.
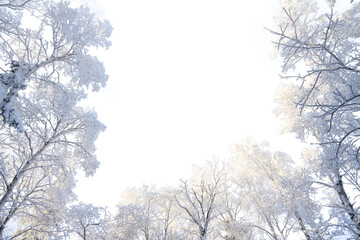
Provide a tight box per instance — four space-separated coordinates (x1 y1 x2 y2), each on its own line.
1 0 360 239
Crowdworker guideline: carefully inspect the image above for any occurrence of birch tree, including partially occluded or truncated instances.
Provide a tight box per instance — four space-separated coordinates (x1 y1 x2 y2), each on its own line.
0 0 111 130
216 188 253 240
153 187 182 240
230 139 323 240
112 185 184 240
111 204 144 240
0 0 111 238
271 0 360 237
66 203 110 240
175 160 228 240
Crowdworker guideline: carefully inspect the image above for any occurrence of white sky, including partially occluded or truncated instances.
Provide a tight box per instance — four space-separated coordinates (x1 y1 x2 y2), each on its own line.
74 0 303 211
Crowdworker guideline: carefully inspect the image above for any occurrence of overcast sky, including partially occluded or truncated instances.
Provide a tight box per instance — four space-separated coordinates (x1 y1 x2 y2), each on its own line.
73 0 303 210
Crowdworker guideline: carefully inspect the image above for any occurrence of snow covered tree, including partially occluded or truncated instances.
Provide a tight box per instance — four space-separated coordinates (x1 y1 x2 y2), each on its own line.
111 204 145 240
152 187 183 240
175 160 228 240
0 0 111 130
116 185 159 240
216 186 253 240
271 0 360 237
230 139 324 240
111 185 185 240
0 0 111 238
66 203 110 240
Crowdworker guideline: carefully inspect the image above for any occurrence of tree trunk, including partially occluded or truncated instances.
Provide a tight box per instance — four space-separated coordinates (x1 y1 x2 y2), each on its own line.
294 210 312 240
0 203 18 236
265 216 279 240
335 177 360 235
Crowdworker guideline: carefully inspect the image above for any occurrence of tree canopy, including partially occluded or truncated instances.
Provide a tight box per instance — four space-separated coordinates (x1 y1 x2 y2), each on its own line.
2 0 360 239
